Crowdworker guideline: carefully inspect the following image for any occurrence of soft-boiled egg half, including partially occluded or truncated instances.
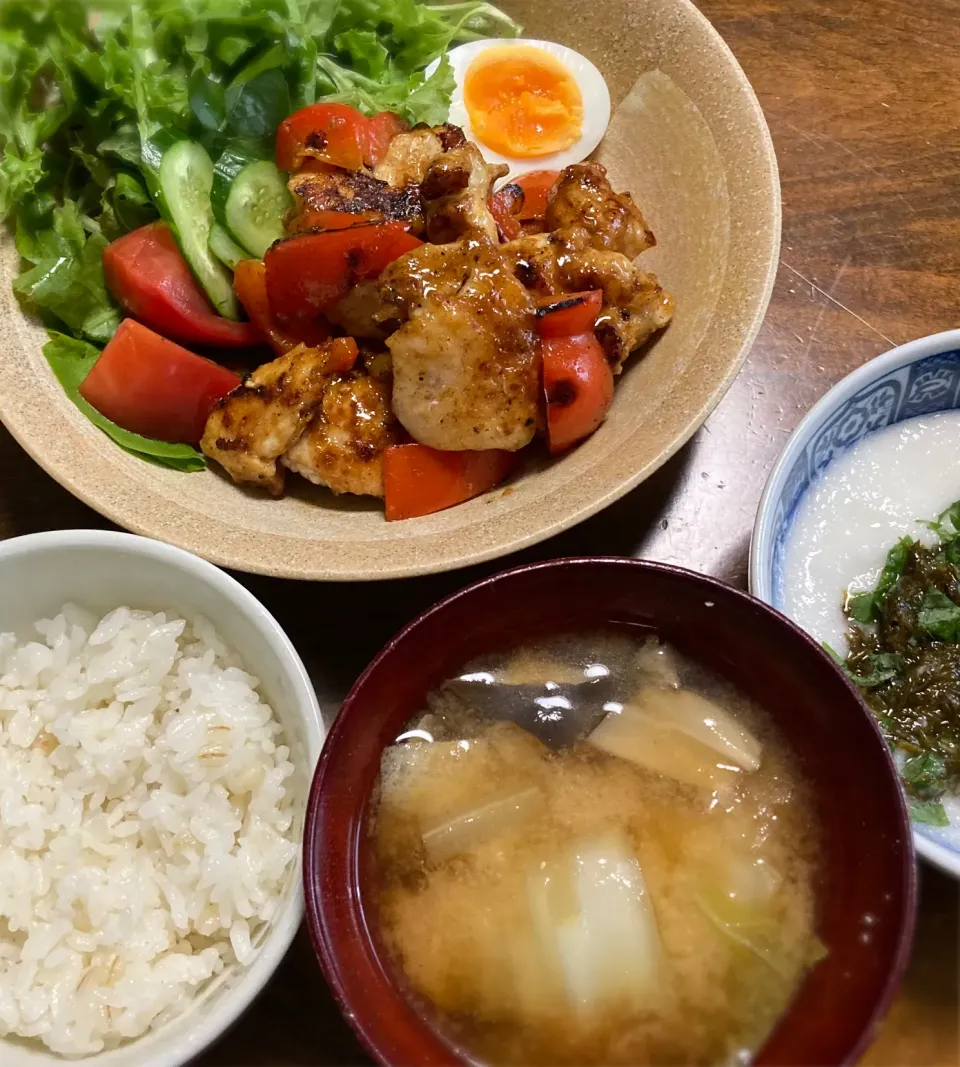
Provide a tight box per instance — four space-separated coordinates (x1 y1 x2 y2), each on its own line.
426 39 611 177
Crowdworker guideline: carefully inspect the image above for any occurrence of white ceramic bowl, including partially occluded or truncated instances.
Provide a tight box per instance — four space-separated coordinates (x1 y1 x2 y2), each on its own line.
0 531 325 1067
750 329 960 877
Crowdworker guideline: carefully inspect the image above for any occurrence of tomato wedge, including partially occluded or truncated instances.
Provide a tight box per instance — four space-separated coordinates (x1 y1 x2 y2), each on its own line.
516 169 561 220
276 104 407 173
488 182 523 241
103 222 262 349
536 290 603 338
384 445 517 520
79 319 241 444
542 331 614 454
265 222 422 320
233 260 331 356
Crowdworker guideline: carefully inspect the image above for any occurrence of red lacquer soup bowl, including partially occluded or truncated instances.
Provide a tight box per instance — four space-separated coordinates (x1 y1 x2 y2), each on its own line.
303 559 916 1067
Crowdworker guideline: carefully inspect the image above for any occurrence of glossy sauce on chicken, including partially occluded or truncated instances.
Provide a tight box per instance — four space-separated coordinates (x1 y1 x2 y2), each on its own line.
369 632 822 1066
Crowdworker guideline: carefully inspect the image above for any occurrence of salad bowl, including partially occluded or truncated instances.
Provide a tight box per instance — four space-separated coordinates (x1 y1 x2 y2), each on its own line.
0 0 779 579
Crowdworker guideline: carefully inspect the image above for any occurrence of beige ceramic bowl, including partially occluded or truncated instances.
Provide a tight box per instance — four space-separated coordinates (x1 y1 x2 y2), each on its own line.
0 0 779 580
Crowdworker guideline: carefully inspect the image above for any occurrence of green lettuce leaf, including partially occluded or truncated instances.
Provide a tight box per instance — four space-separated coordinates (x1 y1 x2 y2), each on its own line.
12 203 121 344
42 332 206 471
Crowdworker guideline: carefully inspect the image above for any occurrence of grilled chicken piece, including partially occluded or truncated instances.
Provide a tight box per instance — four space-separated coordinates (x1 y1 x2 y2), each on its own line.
502 232 674 371
373 123 467 188
282 371 400 497
327 280 399 340
201 341 349 496
501 232 569 295
379 238 488 314
594 291 675 372
373 130 443 187
545 162 655 258
386 236 539 451
287 168 423 231
421 143 508 244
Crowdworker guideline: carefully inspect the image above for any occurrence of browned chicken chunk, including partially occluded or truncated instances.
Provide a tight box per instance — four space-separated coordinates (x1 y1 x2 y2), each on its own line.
282 371 400 497
502 232 674 372
385 236 539 451
379 238 490 314
327 280 397 340
421 143 508 244
372 123 467 187
545 162 655 258
287 168 423 231
201 342 347 496
373 130 443 187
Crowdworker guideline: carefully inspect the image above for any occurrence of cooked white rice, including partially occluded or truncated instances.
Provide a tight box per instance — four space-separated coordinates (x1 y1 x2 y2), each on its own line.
0 605 297 1056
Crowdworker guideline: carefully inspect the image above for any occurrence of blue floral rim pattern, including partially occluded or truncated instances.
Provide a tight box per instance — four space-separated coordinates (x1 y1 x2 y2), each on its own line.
771 349 960 609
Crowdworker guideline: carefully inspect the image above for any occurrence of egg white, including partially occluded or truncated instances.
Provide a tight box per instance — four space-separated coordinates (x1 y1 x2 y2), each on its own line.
425 38 611 179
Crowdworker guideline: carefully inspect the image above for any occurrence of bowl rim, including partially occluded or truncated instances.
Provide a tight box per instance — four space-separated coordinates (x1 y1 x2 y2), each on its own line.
0 529 325 1067
303 555 917 1067
749 328 960 878
0 0 781 583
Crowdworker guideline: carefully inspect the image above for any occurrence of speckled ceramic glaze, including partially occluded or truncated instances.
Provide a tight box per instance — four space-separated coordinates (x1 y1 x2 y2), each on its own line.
0 0 780 579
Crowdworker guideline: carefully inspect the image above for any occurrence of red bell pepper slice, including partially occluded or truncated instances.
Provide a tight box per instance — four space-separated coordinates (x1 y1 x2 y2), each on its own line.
265 222 422 321
362 111 409 168
79 319 242 444
384 444 517 520
276 103 368 172
287 209 380 234
542 331 614 453
515 169 561 220
103 222 262 349
233 260 331 356
488 182 523 241
276 104 407 173
320 336 362 374
535 290 603 338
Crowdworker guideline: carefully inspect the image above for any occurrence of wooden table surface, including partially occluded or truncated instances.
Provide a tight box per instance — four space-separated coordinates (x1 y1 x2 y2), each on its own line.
2 0 958 1063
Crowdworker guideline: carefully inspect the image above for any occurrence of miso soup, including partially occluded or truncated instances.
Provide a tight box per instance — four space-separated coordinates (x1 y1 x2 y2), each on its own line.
369 632 822 1066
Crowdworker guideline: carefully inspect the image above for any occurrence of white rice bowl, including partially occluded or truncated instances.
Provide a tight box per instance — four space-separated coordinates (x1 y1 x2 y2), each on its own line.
0 604 298 1057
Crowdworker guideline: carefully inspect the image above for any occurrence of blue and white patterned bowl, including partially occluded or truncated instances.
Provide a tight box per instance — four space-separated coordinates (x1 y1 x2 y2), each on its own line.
750 328 960 878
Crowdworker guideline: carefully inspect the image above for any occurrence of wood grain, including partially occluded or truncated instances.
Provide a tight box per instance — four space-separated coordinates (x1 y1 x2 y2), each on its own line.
0 0 957 1062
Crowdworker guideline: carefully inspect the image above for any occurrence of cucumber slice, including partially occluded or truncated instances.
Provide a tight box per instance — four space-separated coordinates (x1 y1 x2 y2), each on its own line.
213 150 292 259
209 222 249 271
145 135 241 321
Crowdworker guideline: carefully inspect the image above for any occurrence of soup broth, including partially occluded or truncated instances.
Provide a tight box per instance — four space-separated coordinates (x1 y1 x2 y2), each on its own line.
369 632 821 1066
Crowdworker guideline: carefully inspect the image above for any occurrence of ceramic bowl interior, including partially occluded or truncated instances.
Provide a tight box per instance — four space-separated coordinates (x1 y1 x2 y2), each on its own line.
0 531 325 1067
304 558 915 1067
750 328 960 877
0 0 779 580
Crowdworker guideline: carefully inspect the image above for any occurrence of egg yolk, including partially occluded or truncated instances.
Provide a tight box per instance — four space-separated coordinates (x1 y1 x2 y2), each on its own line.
464 45 584 159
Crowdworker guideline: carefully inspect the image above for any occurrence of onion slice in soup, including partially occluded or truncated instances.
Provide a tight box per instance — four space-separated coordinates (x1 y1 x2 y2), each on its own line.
587 687 762 787
422 786 544 862
528 835 661 1014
